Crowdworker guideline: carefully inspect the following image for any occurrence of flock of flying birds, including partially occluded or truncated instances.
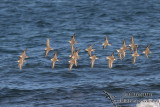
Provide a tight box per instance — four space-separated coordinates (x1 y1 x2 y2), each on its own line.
17 34 152 71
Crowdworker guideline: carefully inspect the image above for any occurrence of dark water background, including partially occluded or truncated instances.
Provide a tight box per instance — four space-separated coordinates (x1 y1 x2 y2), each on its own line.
0 0 160 107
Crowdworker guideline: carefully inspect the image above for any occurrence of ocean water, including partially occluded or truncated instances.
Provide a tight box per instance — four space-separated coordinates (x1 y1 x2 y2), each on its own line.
0 0 160 107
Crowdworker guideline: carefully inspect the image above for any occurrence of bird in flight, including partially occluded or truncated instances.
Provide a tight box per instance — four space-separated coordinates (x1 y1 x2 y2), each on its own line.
120 40 129 59
45 38 54 57
90 54 99 68
50 51 59 69
129 36 137 53
19 48 28 59
117 48 124 61
106 52 117 69
143 44 152 59
68 34 78 55
132 45 140 64
103 90 117 107
85 44 95 56
102 36 111 49
68 58 75 71
17 57 26 70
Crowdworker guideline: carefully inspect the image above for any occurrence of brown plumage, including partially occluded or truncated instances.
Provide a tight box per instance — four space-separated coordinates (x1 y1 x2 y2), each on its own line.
68 34 78 45
85 45 95 56
120 40 129 59
69 34 78 54
102 36 111 49
70 49 80 67
17 57 26 70
45 38 54 57
106 52 117 69
143 44 152 59
132 45 140 64
90 55 99 68
117 48 124 61
20 48 28 59
50 51 59 69
68 58 75 71
18 49 28 70
129 36 137 53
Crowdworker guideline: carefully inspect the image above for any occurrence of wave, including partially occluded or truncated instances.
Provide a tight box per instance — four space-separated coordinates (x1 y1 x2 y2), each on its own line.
136 99 160 107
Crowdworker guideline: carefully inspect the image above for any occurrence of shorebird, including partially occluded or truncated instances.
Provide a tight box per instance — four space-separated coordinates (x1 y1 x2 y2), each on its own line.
129 36 137 53
70 49 80 67
50 51 59 69
68 58 75 71
90 54 99 68
143 44 152 59
117 48 124 61
106 52 117 69
18 49 28 70
85 45 95 56
132 45 140 64
102 36 111 49
68 34 78 45
17 58 26 70
73 49 80 59
120 40 129 59
20 48 28 59
68 34 78 54
103 91 117 107
45 38 54 57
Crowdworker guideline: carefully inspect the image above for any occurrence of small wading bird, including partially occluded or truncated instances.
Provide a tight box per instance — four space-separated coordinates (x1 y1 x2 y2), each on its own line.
117 48 124 61
120 40 129 59
45 38 54 57
143 44 152 59
85 44 95 56
102 36 111 49
132 45 140 64
18 57 26 70
103 91 117 107
68 34 78 54
18 49 28 70
90 54 99 68
51 51 59 69
129 36 137 53
106 52 117 69
69 49 80 67
20 48 28 59
68 58 75 71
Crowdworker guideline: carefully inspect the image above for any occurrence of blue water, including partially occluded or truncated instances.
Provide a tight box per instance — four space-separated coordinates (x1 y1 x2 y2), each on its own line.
0 0 160 107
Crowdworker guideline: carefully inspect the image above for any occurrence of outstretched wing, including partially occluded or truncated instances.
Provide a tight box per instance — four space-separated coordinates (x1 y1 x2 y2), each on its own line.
91 59 95 68
52 62 55 69
69 64 73 71
89 44 94 49
118 53 122 60
145 53 149 59
103 91 117 107
22 48 27 55
105 36 108 43
145 44 151 51
123 40 126 47
131 36 134 44
132 56 136 64
54 51 58 58
45 50 49 57
46 38 50 48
